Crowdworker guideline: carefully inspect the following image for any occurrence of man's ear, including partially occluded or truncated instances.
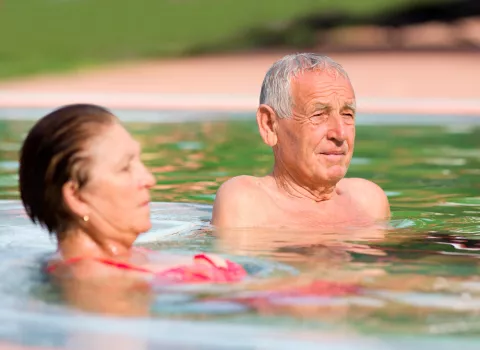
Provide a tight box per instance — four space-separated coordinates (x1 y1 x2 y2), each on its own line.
62 180 89 218
256 104 278 147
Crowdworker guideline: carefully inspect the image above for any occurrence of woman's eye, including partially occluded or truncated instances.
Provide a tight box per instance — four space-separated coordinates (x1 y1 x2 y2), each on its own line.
121 164 131 172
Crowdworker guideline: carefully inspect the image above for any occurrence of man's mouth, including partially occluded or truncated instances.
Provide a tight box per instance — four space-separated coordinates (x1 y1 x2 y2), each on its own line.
320 151 345 156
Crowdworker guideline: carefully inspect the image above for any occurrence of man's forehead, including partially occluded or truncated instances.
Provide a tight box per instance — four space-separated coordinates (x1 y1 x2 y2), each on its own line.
293 85 356 107
291 67 348 81
311 100 356 107
292 71 353 93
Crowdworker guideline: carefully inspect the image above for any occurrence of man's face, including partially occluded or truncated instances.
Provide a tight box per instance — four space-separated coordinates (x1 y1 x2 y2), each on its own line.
274 69 356 187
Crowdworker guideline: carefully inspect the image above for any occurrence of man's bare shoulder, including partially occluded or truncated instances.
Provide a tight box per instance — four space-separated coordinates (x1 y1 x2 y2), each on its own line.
339 178 391 220
215 175 265 200
211 175 267 228
340 177 384 193
220 175 262 190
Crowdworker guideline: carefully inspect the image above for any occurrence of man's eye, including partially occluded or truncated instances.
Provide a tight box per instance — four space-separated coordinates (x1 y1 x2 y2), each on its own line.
309 114 327 124
342 113 355 123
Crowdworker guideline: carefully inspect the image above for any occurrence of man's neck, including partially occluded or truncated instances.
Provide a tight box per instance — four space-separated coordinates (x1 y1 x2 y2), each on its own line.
271 165 337 203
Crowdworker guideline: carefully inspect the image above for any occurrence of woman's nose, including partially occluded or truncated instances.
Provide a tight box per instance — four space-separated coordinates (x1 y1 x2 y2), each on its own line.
145 169 156 188
140 163 156 188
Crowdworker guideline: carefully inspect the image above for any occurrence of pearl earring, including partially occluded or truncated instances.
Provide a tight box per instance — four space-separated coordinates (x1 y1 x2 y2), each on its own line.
83 215 89 222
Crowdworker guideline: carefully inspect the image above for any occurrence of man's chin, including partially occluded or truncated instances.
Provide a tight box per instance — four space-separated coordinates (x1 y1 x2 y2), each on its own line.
325 165 347 183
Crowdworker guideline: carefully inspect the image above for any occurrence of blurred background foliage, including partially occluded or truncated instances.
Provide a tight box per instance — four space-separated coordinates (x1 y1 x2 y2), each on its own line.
0 0 478 79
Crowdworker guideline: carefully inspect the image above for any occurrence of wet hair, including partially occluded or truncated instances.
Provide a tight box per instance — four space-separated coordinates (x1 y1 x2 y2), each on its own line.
19 104 117 239
259 53 352 118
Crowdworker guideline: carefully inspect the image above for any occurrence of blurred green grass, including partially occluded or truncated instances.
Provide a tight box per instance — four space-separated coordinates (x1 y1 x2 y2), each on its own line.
0 0 443 79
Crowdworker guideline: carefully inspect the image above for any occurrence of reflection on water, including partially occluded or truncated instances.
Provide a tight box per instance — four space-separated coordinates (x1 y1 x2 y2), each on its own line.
1 119 480 345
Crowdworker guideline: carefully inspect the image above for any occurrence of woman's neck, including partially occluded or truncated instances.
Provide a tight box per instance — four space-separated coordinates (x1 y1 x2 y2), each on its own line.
58 228 132 261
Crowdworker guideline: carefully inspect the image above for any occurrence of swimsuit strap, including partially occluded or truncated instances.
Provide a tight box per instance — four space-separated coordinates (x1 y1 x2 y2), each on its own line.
46 252 153 274
46 256 153 274
88 257 153 273
45 251 218 274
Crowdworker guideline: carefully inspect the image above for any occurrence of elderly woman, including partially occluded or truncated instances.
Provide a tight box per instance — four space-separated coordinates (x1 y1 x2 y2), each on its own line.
19 104 246 286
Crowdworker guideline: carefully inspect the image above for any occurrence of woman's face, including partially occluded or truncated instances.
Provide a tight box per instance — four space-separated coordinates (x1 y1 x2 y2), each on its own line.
79 123 155 240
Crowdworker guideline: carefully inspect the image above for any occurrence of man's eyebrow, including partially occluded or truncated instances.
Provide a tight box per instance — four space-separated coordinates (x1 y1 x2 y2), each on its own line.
315 103 329 109
308 103 330 113
342 102 356 113
308 102 356 114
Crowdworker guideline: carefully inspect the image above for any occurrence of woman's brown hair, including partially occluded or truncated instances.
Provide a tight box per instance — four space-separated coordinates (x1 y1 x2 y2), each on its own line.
19 104 117 239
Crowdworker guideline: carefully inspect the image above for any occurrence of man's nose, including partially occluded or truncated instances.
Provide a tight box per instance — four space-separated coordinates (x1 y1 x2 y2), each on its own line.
326 115 346 142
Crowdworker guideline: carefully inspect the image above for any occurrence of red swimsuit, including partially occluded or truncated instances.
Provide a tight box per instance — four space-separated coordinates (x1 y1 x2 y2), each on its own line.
46 251 248 284
46 250 359 299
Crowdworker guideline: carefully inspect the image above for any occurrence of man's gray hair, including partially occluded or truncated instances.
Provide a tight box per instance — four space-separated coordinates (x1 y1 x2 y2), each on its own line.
259 53 351 118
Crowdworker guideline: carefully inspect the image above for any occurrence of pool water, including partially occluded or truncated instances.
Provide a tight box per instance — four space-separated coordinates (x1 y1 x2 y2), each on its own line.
0 115 480 348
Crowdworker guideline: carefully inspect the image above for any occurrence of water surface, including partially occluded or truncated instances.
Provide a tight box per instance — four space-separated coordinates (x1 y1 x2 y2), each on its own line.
0 116 480 348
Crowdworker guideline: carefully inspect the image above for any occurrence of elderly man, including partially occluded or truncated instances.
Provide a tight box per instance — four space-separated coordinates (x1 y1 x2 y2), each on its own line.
212 53 390 229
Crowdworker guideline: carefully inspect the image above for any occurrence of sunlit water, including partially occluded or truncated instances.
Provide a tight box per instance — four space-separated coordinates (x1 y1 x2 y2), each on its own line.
0 114 480 348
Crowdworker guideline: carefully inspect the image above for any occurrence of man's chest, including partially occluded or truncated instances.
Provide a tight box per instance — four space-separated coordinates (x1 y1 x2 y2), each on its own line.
261 196 372 228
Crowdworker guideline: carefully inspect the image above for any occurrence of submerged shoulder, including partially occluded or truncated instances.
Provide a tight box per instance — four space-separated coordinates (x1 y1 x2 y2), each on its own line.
211 175 265 228
340 178 391 220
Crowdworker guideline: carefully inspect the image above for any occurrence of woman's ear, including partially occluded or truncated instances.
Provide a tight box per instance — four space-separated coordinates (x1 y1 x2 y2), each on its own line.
62 181 89 218
256 104 278 147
